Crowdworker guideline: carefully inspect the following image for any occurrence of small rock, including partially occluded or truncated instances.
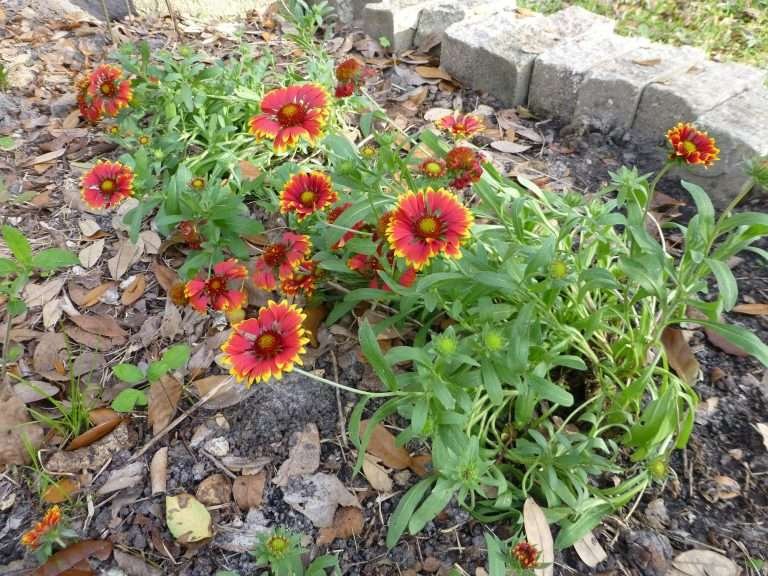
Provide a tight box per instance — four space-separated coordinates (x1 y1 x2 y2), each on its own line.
204 436 230 457
728 448 743 461
422 556 442 572
49 93 77 117
196 474 232 506
214 414 230 431
625 530 673 576
644 499 669 530
190 423 213 448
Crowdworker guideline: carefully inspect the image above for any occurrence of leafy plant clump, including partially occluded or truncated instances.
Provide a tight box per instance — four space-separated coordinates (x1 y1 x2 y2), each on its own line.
68 0 768 562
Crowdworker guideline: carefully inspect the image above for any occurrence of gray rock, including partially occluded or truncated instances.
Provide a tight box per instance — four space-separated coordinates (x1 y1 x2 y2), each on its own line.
72 0 274 20
625 530 673 576
675 87 768 206
442 6 614 106
413 0 512 53
363 0 431 53
632 60 766 145
49 93 77 118
571 42 706 134
529 31 644 123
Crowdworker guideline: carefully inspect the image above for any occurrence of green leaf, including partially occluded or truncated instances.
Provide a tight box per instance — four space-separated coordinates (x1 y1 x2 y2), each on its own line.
146 361 169 382
359 320 397 391
554 502 612 550
681 180 714 227
481 363 503 405
162 343 190 370
705 258 738 311
113 363 146 384
528 374 574 406
7 297 26 316
386 476 436 548
111 388 148 412
0 136 16 151
485 532 507 576
408 477 456 535
0 257 18 275
31 248 79 271
2 226 32 266
695 319 768 367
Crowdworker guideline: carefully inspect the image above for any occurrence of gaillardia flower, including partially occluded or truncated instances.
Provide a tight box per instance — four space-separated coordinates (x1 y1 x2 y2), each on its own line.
21 506 62 549
420 158 447 179
436 113 484 139
387 187 473 270
76 76 102 123
445 146 483 189
88 64 132 117
512 541 539 569
335 82 355 98
190 177 206 190
185 259 248 313
666 122 720 167
248 84 329 152
280 171 338 221
335 58 363 83
221 300 309 385
253 232 312 291
280 260 319 296
81 160 135 210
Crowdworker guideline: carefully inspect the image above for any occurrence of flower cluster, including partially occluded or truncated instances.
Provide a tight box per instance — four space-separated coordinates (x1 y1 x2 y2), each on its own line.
249 84 330 153
76 64 132 123
334 57 371 98
666 122 719 167
20 506 62 549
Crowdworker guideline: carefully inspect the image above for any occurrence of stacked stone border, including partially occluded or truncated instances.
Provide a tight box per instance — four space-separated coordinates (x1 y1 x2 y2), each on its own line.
330 0 768 206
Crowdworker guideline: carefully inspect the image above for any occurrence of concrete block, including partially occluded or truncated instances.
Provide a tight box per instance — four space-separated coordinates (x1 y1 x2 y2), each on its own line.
441 6 613 106
316 0 379 24
363 0 433 53
413 0 513 53
571 43 706 135
129 0 272 19
528 32 645 123
632 60 766 145
675 88 768 206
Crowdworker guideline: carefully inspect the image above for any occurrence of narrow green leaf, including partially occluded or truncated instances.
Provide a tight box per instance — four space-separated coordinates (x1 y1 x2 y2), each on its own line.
696 319 768 367
408 478 455 535
705 258 738 311
386 476 436 548
359 319 397 391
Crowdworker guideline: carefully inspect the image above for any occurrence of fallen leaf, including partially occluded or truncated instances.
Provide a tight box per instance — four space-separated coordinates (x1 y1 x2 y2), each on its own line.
78 239 105 268
238 159 261 180
409 453 432 477
151 447 168 495
160 300 183 339
573 531 607 568
23 277 66 308
633 57 663 66
151 261 179 293
732 303 768 316
43 298 63 329
113 549 162 576
667 549 740 576
754 422 768 452
661 327 700 385
64 325 114 351
108 237 144 280
89 407 119 425
523 498 554 576
274 423 321 486
704 325 749 357
197 473 232 506
32 332 69 381
166 493 213 544
490 140 532 154
359 420 411 470
69 313 127 339
121 274 146 305
194 375 252 410
148 375 182 435
317 506 364 545
140 230 162 255
402 86 428 112
67 415 123 450
414 65 454 82
362 454 393 492
79 219 101 237
33 540 113 576
25 148 66 167
42 478 80 504
282 472 360 527
97 461 145 494
232 472 266 510
13 380 59 403
707 475 741 501
80 282 117 308
303 305 327 348
424 107 454 122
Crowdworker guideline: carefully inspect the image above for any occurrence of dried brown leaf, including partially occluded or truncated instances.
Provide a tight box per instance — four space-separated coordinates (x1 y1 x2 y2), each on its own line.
78 239 104 268
69 313 127 339
80 282 116 308
33 540 113 576
24 278 66 308
89 407 119 426
303 305 327 348
668 549 739 576
121 274 146 305
572 531 607 568
64 325 115 351
148 375 182 435
732 303 768 316
196 473 232 506
151 261 179 293
661 327 700 385
151 446 168 495
274 423 321 486
67 415 123 450
523 498 554 576
362 454 393 492
0 392 45 465
317 506 364 545
359 420 411 470
414 65 453 82
42 478 81 504
232 471 266 510
108 237 144 280
490 140 532 154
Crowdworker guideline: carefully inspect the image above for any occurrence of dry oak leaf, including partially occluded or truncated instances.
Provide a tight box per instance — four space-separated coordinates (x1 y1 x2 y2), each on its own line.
121 273 146 305
33 539 113 576
113 549 162 576
150 260 179 293
283 472 360 528
108 236 144 280
149 374 183 435
80 282 117 308
667 549 740 576
42 478 80 504
362 454 393 492
197 473 232 506
33 331 70 382
151 446 169 495
572 531 607 568
78 238 105 268
23 277 66 308
67 413 123 450
0 391 45 466
64 325 116 351
274 422 321 486
661 326 700 385
523 497 554 576
732 303 768 316
232 471 266 510
47 421 135 473
69 313 127 340
317 506 364 546
359 420 411 470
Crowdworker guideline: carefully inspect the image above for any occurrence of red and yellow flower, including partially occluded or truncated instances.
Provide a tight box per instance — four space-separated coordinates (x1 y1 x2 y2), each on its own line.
419 158 447 179
666 122 719 167
445 146 483 189
253 232 312 291
280 260 319 296
280 171 338 221
185 259 248 313
81 160 135 210
222 300 309 385
177 220 202 249
335 58 364 83
248 84 329 152
436 113 484 139
335 82 355 98
21 506 62 549
76 76 102 123
387 187 473 270
88 64 132 117
512 541 539 569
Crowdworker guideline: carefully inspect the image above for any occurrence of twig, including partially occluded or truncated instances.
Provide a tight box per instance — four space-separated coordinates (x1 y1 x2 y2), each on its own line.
98 0 115 44
331 350 349 452
164 0 182 41
129 376 233 462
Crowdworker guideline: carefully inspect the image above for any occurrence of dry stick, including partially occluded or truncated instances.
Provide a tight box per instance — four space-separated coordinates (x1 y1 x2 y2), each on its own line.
164 0 182 41
129 376 233 462
98 0 115 44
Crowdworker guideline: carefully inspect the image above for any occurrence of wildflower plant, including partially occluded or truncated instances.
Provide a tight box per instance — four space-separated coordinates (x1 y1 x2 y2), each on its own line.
72 0 768 559
252 528 340 576
20 506 78 562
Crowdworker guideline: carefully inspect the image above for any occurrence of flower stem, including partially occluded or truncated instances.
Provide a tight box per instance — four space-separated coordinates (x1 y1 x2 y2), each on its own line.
718 176 756 223
645 161 674 216
293 367 404 398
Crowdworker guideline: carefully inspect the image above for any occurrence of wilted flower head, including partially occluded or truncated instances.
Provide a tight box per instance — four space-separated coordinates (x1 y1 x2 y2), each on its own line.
666 122 719 167
21 506 62 549
335 58 364 83
335 82 355 98
76 76 102 123
445 146 483 189
177 220 202 249
221 300 309 385
280 260 319 297
249 84 329 152
185 259 248 313
512 541 539 569
80 160 135 210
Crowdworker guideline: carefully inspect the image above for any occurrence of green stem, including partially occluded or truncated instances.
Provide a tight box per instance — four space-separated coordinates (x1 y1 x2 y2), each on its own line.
718 176 756 224
645 161 674 216
293 367 406 398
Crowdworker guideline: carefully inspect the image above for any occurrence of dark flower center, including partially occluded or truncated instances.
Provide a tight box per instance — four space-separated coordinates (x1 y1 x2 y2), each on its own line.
100 82 114 96
416 216 441 238
277 102 306 127
263 244 287 267
254 331 282 356
207 276 226 295
100 179 115 193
